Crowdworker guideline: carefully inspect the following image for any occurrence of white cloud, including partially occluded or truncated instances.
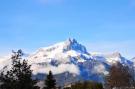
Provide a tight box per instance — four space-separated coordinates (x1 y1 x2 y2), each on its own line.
92 64 108 75
31 64 80 75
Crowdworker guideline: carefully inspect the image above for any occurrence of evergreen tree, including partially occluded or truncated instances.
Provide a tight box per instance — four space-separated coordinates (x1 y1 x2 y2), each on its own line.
0 50 39 89
68 81 103 89
43 71 56 89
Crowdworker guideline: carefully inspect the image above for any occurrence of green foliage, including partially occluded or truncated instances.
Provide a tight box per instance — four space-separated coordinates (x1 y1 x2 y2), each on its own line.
43 71 56 89
0 50 39 89
63 87 71 89
64 81 103 89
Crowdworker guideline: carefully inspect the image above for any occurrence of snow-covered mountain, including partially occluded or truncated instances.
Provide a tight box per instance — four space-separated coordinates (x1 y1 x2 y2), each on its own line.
26 38 133 84
28 38 91 75
0 38 133 85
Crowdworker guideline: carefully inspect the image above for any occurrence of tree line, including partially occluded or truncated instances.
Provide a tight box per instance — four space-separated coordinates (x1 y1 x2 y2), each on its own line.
0 50 135 89
0 50 57 89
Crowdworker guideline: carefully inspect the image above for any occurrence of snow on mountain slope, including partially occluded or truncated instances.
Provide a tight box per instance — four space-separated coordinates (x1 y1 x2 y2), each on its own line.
0 38 133 84
0 56 12 71
91 52 132 65
28 38 91 75
29 38 89 63
27 38 132 77
104 52 122 63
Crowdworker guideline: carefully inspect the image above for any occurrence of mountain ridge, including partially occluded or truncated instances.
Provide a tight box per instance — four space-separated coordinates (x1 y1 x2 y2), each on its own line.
0 38 134 85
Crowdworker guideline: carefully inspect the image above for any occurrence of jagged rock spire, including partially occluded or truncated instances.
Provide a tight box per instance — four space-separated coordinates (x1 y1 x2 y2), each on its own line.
67 38 77 44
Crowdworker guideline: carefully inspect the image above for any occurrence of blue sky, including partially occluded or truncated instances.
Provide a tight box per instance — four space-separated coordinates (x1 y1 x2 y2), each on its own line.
0 0 135 58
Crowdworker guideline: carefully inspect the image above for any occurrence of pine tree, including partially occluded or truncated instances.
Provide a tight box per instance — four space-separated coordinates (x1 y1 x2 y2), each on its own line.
0 50 39 89
70 81 103 89
43 71 56 89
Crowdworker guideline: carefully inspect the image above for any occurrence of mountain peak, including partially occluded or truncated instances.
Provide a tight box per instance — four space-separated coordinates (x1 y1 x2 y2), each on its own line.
65 38 77 46
105 52 122 58
112 52 122 57
67 38 77 43
29 38 89 61
64 38 87 54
